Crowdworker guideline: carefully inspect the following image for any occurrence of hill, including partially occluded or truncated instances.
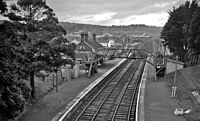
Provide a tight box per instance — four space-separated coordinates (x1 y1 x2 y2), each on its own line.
0 20 162 38
59 22 162 38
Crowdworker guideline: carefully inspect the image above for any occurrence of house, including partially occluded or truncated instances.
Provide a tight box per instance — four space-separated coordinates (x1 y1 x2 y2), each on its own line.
108 40 115 47
75 32 104 63
75 32 104 75
96 33 113 47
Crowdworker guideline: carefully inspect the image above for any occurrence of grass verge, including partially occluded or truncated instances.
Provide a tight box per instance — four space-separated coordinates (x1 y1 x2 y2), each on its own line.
165 65 200 121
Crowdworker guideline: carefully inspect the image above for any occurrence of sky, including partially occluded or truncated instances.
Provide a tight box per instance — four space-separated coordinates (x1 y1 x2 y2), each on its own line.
2 0 199 27
46 0 193 27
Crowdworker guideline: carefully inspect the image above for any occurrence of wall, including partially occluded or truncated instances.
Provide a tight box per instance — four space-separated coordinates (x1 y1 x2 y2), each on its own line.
166 60 184 74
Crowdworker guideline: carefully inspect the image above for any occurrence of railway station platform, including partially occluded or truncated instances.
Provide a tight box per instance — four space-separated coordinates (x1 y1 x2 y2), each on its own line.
19 59 122 121
19 56 187 121
138 57 185 121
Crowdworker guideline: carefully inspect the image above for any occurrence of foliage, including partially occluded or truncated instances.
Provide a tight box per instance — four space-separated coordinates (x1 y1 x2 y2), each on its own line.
161 0 200 62
48 36 76 71
6 0 47 25
4 0 74 98
0 0 7 14
0 21 25 88
188 7 200 54
0 85 25 120
0 20 30 120
16 80 31 100
0 0 75 119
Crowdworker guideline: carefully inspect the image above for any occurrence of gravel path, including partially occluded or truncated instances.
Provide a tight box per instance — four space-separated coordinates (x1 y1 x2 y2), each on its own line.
19 59 121 121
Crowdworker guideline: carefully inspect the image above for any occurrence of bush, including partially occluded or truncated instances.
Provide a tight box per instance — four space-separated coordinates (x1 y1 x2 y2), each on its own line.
16 80 31 101
0 84 26 120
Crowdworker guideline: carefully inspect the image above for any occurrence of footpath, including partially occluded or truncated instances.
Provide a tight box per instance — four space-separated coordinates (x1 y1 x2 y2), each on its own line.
140 59 186 121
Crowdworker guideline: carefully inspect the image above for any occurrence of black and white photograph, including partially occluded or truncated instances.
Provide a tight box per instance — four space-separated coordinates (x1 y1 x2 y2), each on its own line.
0 0 200 121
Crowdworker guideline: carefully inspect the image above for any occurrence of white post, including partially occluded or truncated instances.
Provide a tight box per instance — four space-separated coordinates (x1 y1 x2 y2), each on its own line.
171 86 174 98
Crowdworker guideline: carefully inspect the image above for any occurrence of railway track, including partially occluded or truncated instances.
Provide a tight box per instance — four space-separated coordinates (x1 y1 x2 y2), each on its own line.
65 59 145 121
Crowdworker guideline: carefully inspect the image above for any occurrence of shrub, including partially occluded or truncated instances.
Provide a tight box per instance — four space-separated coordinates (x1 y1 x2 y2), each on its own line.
16 80 31 101
0 84 25 120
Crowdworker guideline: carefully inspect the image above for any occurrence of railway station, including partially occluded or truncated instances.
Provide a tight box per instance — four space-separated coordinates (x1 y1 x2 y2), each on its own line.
18 32 199 121
1 0 200 121
49 35 186 121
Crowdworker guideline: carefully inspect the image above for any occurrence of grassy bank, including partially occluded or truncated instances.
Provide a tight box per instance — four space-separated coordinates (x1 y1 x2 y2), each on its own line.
165 65 200 121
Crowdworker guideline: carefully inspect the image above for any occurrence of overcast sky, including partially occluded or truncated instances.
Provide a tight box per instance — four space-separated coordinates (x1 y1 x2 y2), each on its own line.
2 0 198 27
46 0 193 27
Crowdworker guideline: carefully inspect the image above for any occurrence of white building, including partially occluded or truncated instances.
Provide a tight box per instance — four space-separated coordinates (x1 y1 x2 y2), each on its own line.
108 40 115 47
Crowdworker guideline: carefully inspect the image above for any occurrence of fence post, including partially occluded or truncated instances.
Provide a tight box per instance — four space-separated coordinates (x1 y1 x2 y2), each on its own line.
52 73 55 87
56 71 58 92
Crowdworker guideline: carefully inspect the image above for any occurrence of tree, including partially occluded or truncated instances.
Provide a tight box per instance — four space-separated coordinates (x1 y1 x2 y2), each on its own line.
5 0 75 98
0 20 30 120
0 2 28 120
188 7 200 64
5 0 55 97
48 37 76 70
0 0 74 119
161 0 199 62
6 0 65 32
189 8 200 53
0 0 7 14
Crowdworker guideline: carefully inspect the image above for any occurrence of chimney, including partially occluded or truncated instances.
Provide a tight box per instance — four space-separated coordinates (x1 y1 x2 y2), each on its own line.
85 32 89 41
93 33 96 41
81 32 84 42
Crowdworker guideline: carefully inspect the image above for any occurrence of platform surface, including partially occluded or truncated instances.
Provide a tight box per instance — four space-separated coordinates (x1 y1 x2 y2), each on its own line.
141 62 185 121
